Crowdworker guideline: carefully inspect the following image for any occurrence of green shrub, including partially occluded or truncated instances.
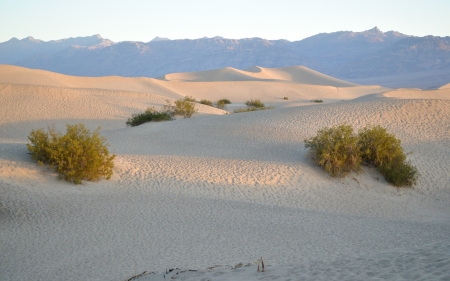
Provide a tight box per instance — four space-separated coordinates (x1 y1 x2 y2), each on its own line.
245 99 266 108
126 107 174 127
215 99 231 109
218 98 231 104
304 125 361 177
163 99 197 118
27 124 115 184
184 96 196 102
358 125 404 167
199 99 213 106
233 107 259 113
379 160 419 187
304 124 419 187
233 99 274 113
311 99 323 103
358 125 419 187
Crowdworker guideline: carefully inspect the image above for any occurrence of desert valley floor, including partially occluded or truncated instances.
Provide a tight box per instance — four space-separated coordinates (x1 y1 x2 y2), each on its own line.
1 64 449 280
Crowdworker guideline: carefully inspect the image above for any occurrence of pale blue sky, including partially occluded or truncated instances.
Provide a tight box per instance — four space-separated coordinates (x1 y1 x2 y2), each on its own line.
1 0 449 43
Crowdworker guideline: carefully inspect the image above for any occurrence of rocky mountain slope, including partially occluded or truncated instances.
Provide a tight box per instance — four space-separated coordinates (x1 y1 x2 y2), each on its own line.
1 27 449 88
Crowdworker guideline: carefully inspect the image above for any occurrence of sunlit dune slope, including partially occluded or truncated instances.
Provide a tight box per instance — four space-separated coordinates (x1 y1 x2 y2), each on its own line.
0 83 227 138
440 82 450 89
0 64 182 98
162 65 357 87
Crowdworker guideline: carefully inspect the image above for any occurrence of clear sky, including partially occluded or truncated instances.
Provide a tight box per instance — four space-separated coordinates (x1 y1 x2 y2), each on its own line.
1 0 449 43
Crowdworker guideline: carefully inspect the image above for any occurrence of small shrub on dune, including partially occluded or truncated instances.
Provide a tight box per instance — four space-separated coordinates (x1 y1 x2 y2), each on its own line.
304 124 419 187
311 99 323 103
27 124 115 184
233 107 259 113
126 107 174 127
215 99 231 109
173 99 197 118
184 96 196 102
283 97 289 100
304 125 361 178
234 99 274 113
199 99 214 106
358 125 404 167
245 99 266 108
378 160 419 187
218 98 231 105
358 125 419 187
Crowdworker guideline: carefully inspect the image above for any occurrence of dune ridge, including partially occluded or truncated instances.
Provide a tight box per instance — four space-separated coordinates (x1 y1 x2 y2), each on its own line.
162 65 357 87
0 65 449 281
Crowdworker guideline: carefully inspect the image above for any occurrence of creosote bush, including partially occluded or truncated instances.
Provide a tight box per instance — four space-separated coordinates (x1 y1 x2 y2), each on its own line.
171 99 197 118
27 124 115 184
215 99 231 109
245 99 266 108
304 124 419 187
199 99 213 106
234 99 274 113
126 107 174 127
183 96 196 102
358 125 419 186
304 125 361 178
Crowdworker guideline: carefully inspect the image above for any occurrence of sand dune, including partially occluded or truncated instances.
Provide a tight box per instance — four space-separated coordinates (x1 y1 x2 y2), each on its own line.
162 65 357 87
1 66 449 281
350 87 450 102
245 65 357 87
0 64 183 98
0 83 226 139
440 82 450 89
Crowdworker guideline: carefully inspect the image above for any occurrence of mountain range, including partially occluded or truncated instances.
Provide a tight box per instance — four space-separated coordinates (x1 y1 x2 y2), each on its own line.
1 27 449 88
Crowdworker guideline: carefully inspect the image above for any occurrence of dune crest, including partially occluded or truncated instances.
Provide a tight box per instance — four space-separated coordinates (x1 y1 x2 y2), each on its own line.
161 65 357 87
440 82 450 89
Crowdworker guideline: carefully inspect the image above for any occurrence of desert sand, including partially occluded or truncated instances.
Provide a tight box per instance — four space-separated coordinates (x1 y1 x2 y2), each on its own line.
1 64 449 280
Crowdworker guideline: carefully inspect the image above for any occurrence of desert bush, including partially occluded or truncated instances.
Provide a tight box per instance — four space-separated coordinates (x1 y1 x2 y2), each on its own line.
378 160 419 187
218 98 231 104
164 99 197 118
245 99 266 108
234 99 274 113
27 124 115 184
358 125 404 167
126 107 174 127
304 125 361 177
358 125 419 186
311 99 323 103
233 107 259 113
199 99 213 106
283 97 289 100
215 99 231 109
304 124 419 187
233 106 275 113
184 96 196 102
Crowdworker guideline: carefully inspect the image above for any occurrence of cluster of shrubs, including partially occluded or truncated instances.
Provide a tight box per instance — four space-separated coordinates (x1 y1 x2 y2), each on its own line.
311 99 323 103
304 124 419 187
126 107 174 127
233 99 274 113
27 124 115 184
126 97 198 127
198 98 231 109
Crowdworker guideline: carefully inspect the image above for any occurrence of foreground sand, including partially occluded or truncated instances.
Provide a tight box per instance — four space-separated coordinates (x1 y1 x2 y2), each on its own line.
1 65 449 280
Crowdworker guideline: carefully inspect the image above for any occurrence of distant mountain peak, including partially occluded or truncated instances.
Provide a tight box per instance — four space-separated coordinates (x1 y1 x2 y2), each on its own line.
367 26 382 33
23 36 41 42
151 36 170 42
